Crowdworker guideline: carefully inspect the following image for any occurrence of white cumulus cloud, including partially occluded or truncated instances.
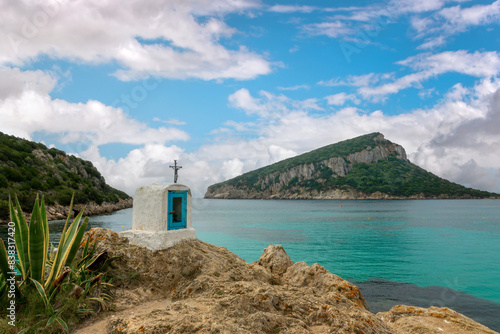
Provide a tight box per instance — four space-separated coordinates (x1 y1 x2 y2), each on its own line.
0 66 189 174
358 50 500 101
325 92 360 105
0 0 271 81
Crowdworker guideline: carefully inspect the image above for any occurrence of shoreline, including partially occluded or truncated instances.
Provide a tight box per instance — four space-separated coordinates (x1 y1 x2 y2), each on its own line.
203 196 500 200
0 197 133 225
204 190 500 200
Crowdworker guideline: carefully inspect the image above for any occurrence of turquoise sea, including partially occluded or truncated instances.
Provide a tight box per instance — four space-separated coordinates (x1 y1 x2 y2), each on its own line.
2 199 500 330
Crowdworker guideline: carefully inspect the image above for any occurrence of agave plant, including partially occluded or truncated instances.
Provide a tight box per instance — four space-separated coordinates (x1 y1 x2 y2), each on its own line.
0 194 88 331
67 238 116 316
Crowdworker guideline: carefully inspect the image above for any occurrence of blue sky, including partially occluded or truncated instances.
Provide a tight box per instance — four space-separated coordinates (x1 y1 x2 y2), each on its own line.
1 0 500 197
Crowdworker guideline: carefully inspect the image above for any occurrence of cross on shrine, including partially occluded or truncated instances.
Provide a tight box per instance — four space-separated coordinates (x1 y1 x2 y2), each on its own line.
169 160 182 183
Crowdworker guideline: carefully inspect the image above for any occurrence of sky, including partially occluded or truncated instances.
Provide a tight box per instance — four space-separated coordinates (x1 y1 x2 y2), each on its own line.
1 0 500 197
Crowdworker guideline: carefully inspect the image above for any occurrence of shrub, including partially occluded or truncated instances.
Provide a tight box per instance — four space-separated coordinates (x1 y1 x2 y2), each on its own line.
0 200 8 220
56 189 73 206
29 178 47 191
0 174 8 188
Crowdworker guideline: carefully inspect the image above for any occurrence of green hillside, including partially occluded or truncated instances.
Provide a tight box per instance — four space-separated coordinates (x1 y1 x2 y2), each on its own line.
235 132 384 181
0 131 130 220
315 155 494 197
205 133 498 199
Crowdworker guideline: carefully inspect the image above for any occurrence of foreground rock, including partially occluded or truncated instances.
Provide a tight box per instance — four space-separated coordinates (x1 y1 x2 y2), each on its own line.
378 305 498 334
75 228 498 334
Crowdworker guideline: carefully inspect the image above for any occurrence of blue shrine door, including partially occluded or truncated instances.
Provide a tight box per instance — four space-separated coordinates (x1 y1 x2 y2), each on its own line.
168 190 187 230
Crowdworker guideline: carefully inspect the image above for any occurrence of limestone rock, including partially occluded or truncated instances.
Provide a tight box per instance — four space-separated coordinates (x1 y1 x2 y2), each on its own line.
283 262 368 310
74 228 499 334
74 198 133 217
378 305 499 334
79 227 128 255
258 244 294 275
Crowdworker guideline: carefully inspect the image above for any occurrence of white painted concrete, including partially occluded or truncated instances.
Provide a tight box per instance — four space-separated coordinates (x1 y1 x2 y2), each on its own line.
120 182 197 251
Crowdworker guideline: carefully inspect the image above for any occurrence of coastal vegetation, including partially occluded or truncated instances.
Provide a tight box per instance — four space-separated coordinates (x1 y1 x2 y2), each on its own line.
206 132 498 199
305 156 494 197
0 131 130 222
0 196 114 333
214 132 386 188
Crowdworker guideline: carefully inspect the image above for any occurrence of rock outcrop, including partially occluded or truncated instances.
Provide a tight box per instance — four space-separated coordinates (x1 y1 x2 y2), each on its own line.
74 228 499 334
258 244 294 276
378 305 499 334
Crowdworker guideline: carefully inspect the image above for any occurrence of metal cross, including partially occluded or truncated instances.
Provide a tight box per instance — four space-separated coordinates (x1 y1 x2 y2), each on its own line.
169 160 182 183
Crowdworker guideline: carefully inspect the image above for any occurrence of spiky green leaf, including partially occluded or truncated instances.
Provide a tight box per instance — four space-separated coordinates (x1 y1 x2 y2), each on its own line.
0 281 7 299
30 278 53 314
40 197 50 269
89 297 107 310
65 216 88 266
46 312 59 326
0 239 12 281
45 206 86 292
83 236 90 258
28 197 46 283
10 195 29 279
55 317 69 333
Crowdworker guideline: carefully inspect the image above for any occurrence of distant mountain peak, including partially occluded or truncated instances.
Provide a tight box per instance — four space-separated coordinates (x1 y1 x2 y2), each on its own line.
205 133 498 200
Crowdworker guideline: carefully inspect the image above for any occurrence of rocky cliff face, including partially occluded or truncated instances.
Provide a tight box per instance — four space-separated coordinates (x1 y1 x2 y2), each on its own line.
206 134 408 199
74 228 499 334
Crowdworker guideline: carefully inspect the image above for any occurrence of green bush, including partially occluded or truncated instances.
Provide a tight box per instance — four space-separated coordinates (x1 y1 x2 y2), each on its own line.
48 147 66 157
88 188 104 205
1 166 24 182
29 178 47 191
75 191 89 204
0 200 8 220
46 176 61 188
56 189 73 206
44 196 56 206
0 174 8 188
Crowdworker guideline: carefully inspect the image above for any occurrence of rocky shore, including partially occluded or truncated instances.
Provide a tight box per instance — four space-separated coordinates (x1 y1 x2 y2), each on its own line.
204 186 491 200
0 198 133 225
74 228 498 334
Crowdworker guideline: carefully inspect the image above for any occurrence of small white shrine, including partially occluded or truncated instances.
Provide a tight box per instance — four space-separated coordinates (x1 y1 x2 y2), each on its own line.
120 181 197 251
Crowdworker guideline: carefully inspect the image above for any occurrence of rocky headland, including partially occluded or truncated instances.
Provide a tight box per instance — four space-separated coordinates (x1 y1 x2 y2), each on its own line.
74 228 498 334
205 133 499 200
